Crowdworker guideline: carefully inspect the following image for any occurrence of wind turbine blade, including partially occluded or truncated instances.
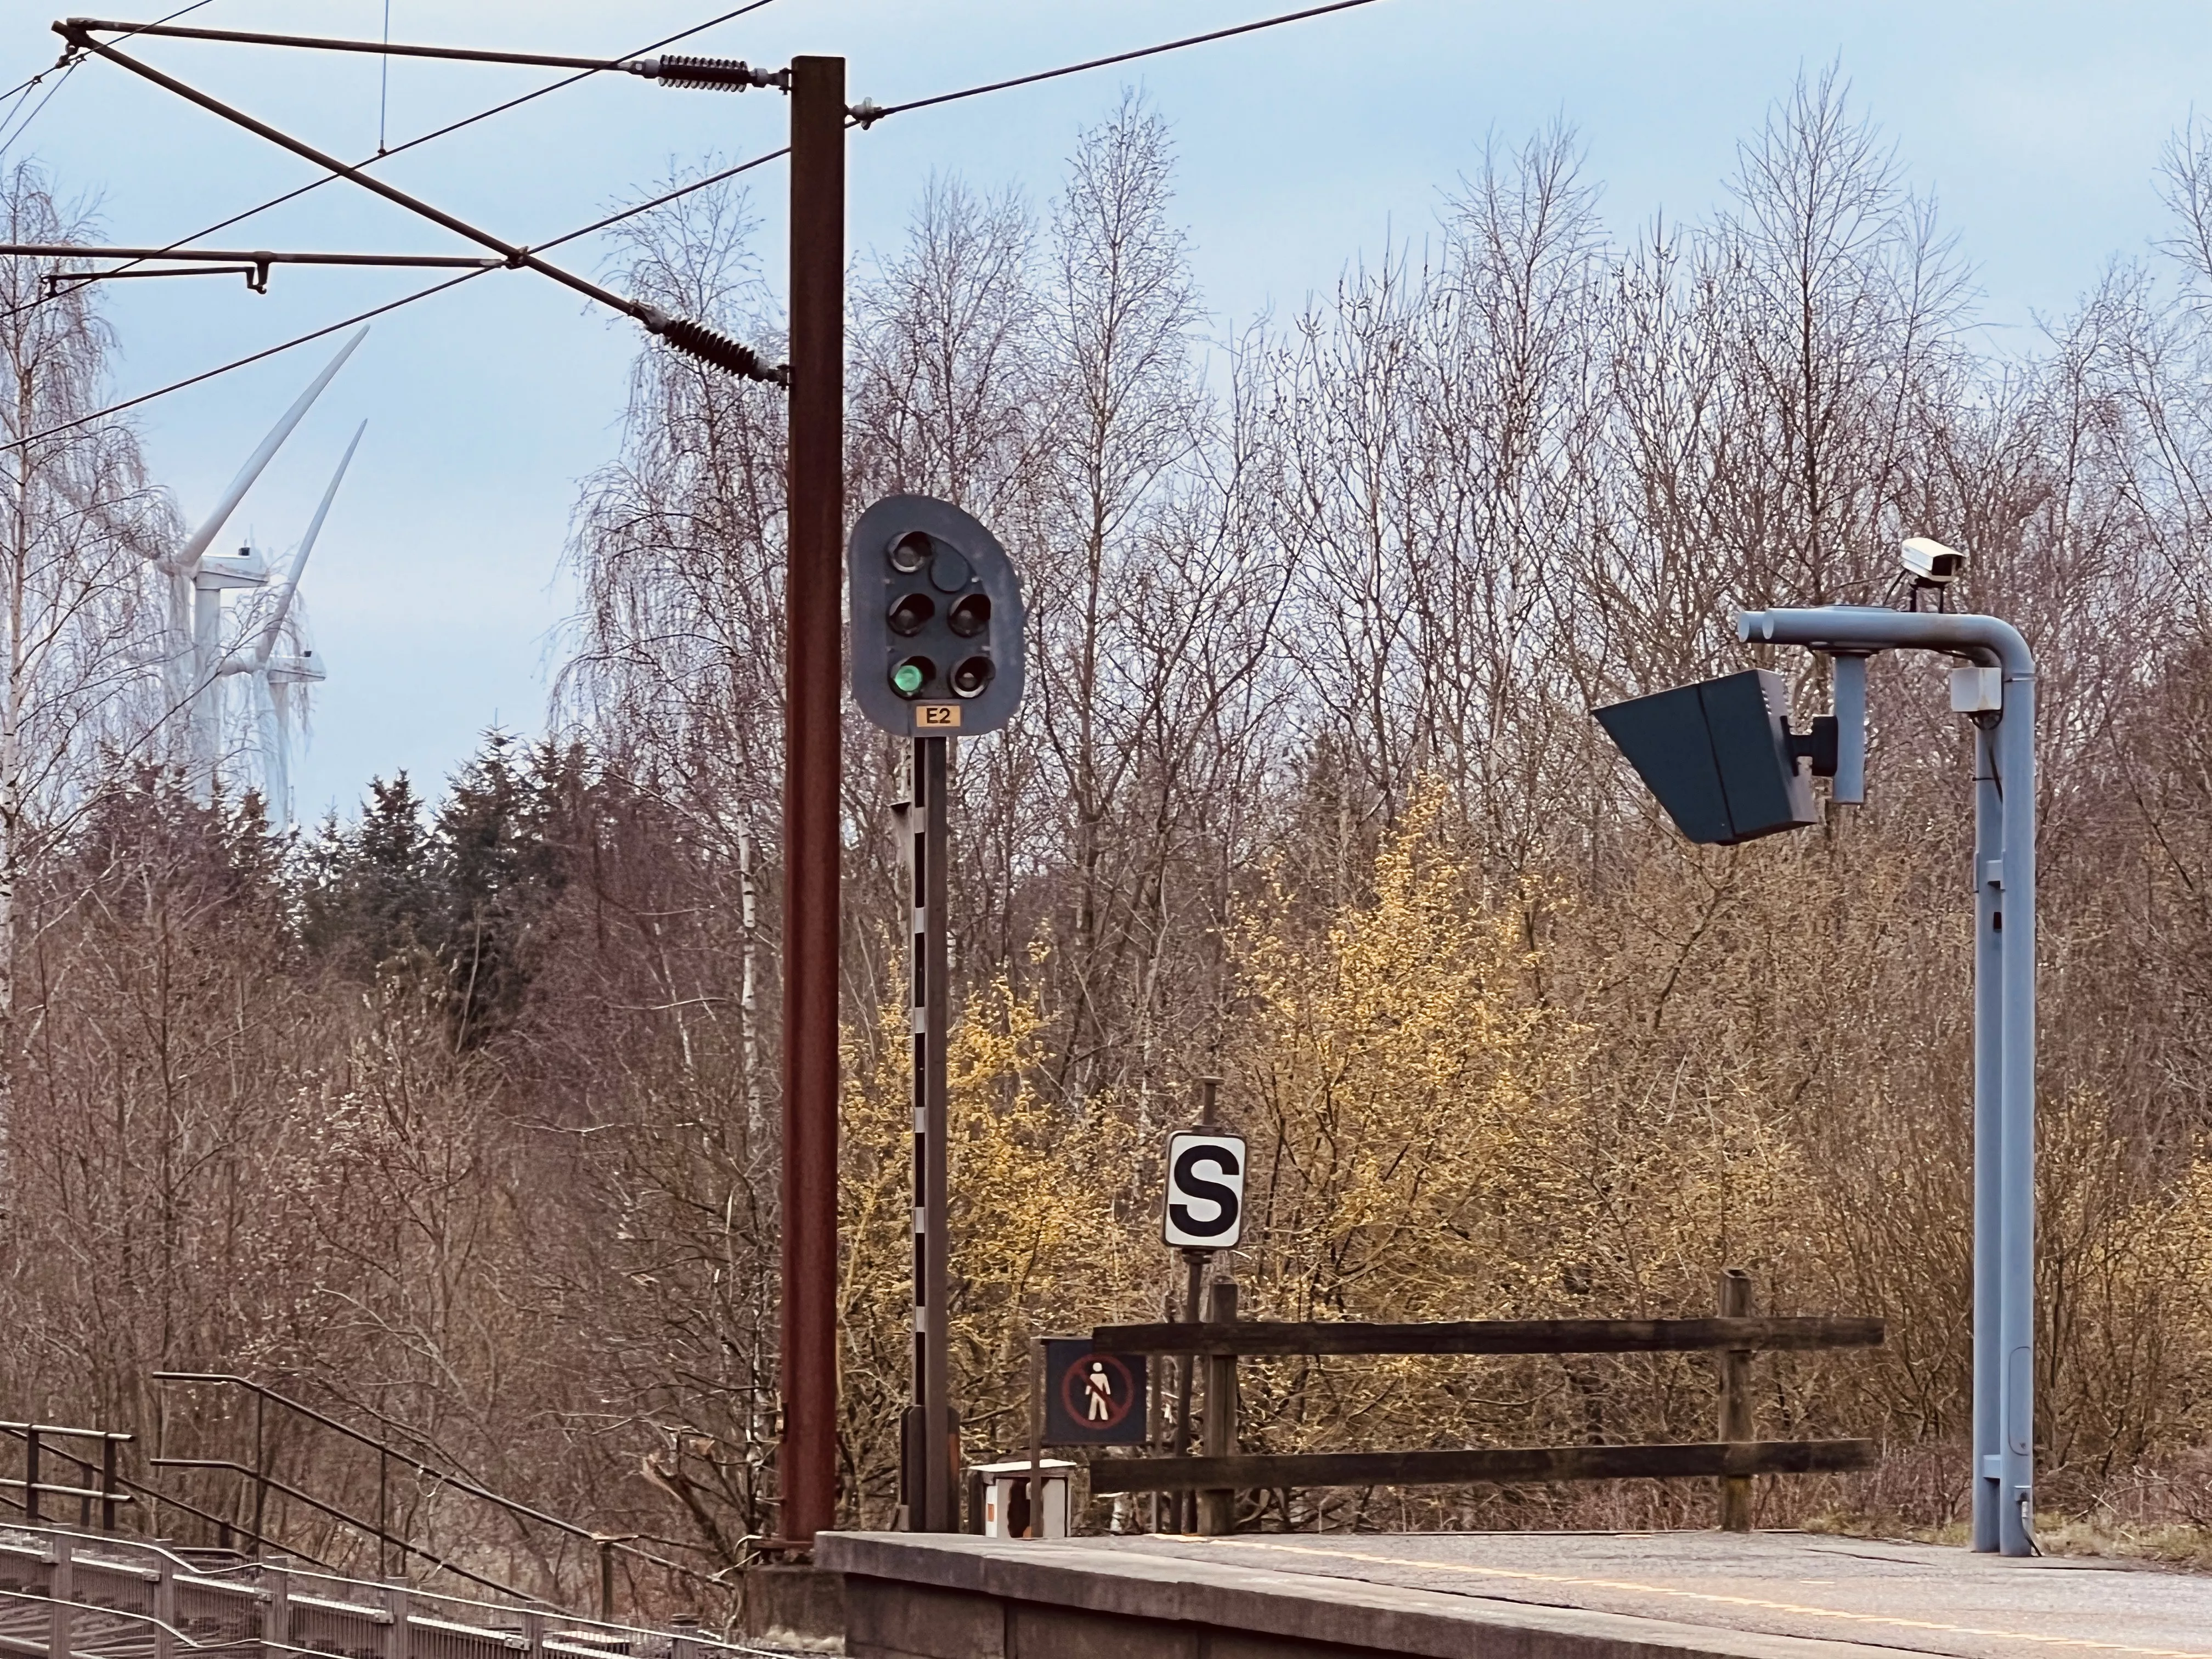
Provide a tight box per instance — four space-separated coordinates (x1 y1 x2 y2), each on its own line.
172 326 369 575
256 419 365 665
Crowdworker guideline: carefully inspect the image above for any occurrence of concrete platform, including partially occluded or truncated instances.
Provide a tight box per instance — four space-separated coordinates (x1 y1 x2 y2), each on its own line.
817 1527 2212 1658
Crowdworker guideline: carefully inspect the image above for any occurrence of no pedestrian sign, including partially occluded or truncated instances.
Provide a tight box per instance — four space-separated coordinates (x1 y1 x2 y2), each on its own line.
1163 1131 1245 1249
1042 1339 1148 1446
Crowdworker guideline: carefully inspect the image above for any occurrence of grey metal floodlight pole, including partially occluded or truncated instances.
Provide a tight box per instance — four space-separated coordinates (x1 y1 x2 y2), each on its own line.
1735 604 2036 1557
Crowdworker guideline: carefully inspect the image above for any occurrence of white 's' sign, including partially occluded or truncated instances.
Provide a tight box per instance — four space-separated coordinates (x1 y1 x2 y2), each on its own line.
1163 1132 1246 1249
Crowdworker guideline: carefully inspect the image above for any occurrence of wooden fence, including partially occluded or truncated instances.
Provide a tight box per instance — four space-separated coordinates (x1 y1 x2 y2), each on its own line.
1085 1269 1882 1534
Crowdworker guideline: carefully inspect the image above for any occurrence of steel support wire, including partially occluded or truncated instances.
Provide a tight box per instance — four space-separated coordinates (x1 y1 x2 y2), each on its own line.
0 3 781 329
9 244 503 267
0 138 791 455
853 0 1384 126
61 15 787 87
7 244 505 296
0 1 215 162
52 22 785 384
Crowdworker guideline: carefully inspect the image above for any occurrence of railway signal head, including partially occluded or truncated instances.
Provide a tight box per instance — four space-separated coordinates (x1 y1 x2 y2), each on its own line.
849 495 1026 736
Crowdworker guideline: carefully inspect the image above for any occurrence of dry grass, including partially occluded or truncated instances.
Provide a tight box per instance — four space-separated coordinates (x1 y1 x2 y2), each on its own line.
1803 1508 2212 1573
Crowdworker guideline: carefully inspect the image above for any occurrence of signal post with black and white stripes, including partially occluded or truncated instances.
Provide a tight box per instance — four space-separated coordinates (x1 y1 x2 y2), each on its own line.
850 495 1026 1533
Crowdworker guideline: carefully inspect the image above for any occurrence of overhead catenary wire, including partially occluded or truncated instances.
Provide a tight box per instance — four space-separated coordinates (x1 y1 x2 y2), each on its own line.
5 0 1391 445
0 0 780 326
0 67 44 120
538 145 788 252
377 0 389 153
0 61 77 166
11 0 1376 314
7 266 487 453
0 0 211 122
76 0 1382 112
65 14 789 89
56 25 788 381
0 138 793 455
16 243 506 297
66 16 665 73
59 27 658 321
0 0 216 164
10 245 503 266
856 0 1385 125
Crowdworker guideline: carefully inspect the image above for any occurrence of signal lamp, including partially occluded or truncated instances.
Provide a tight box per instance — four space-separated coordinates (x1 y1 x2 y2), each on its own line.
930 544 974 592
889 532 930 573
949 656 994 698
947 593 990 637
892 657 935 698
889 592 933 636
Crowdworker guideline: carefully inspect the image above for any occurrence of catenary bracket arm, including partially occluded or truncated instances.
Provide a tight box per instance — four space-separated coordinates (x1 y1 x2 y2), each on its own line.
58 25 641 317
52 22 787 384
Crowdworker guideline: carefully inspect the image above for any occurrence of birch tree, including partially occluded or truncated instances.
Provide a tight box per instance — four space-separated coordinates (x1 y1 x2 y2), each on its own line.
0 166 166 1193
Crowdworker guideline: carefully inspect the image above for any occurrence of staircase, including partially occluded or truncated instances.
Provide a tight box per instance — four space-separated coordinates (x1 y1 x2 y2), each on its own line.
0 1525 785 1659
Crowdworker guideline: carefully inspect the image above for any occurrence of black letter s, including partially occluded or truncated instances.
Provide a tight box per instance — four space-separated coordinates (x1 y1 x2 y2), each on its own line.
1170 1146 1241 1239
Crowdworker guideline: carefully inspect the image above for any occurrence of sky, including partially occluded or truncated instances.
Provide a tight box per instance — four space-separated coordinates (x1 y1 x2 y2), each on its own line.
4 0 2209 822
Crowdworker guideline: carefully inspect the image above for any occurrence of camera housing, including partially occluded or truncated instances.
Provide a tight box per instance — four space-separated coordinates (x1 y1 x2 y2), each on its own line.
1901 535 1967 586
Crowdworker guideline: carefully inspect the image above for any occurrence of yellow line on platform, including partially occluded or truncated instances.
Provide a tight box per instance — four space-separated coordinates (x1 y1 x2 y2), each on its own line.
1195 1537 2212 1657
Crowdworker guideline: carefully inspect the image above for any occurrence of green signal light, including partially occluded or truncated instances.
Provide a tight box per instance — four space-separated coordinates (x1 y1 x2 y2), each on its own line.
893 662 926 695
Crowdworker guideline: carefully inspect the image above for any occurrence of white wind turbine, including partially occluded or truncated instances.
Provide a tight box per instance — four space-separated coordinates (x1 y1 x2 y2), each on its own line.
221 420 364 826
150 328 366 798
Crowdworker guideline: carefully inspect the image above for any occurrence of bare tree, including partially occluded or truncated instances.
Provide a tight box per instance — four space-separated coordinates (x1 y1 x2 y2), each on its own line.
0 165 168 1195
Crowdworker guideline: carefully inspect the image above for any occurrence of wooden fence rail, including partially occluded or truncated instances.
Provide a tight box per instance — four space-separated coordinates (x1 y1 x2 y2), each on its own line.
1092 1316 1883 1359
1086 1437 1878 1496
1084 1271 1884 1533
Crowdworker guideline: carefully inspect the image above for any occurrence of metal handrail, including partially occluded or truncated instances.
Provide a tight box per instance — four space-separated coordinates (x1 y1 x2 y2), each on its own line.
106 1468 342 1575
0 1420 127 1528
6 1520 295 1580
0 1521 782 1657
0 1584 309 1657
0 1449 340 1575
153 1374 723 1592
147 1457 558 1607
0 1477 134 1504
0 1421 132 1442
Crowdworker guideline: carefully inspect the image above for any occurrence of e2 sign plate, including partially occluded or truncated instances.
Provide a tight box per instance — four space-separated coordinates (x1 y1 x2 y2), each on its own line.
1163 1132 1246 1249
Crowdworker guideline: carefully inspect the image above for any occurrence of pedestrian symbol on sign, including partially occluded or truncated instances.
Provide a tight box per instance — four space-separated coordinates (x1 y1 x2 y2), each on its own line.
1085 1361 1115 1421
1041 1339 1148 1444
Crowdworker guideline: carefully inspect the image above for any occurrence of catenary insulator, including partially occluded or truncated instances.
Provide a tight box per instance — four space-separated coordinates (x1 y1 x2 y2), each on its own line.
648 54 784 91
658 316 790 387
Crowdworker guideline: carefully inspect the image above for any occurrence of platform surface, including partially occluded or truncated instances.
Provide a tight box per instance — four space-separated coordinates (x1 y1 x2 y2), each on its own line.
821 1526 2212 1657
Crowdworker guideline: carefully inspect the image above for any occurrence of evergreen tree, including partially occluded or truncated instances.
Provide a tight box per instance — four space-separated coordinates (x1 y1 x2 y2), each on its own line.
301 772 439 979
431 732 568 1047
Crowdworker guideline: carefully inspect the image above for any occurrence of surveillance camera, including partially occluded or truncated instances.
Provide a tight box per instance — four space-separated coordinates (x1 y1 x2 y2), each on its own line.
1901 536 1967 585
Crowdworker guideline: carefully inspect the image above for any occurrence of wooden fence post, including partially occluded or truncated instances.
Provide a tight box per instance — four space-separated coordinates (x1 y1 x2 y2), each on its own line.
1198 1279 1240 1536
1718 1268 1754 1532
1026 1339 1044 1539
